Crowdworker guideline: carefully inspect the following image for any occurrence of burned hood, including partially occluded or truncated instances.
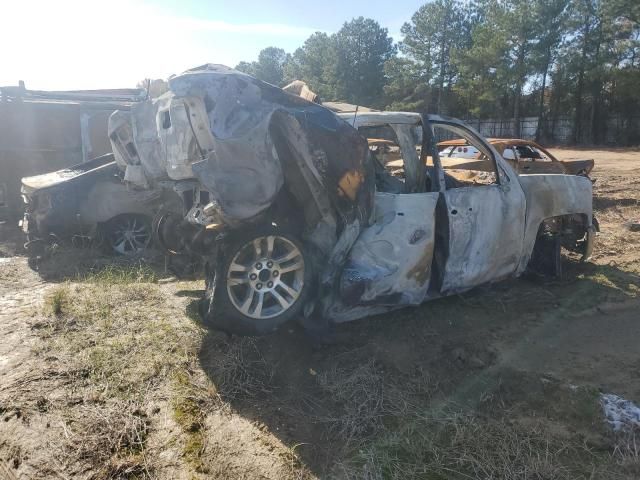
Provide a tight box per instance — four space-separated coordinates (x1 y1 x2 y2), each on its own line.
109 64 373 229
21 154 117 195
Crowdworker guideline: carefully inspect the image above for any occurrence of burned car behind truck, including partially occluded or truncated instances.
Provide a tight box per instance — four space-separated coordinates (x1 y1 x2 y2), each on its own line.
106 64 596 336
21 153 170 255
437 138 595 177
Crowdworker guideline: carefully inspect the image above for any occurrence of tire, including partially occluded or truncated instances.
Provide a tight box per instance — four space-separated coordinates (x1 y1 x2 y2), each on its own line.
529 233 562 278
200 227 313 336
104 214 152 255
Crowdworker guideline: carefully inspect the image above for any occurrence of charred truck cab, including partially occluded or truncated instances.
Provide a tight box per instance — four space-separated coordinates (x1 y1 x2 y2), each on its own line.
108 64 596 336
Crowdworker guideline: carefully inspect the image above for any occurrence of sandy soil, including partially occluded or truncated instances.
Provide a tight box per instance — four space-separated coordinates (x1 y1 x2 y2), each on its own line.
0 148 639 479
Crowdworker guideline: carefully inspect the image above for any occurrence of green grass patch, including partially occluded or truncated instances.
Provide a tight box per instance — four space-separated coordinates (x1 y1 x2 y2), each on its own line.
171 371 213 474
45 285 70 316
80 263 159 284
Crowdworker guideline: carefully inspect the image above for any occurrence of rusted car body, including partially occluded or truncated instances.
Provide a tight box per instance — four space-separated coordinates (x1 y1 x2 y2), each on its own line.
437 138 594 176
108 65 596 336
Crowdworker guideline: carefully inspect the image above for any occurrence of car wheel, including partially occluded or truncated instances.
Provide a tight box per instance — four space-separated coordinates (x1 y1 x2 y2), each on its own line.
105 214 152 255
529 233 562 278
201 228 313 335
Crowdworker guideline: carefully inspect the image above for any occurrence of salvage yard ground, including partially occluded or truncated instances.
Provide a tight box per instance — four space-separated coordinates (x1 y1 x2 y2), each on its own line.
1 147 639 479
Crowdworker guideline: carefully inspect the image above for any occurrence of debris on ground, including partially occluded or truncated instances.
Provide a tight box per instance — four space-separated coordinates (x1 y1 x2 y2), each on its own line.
601 393 640 431
628 221 640 232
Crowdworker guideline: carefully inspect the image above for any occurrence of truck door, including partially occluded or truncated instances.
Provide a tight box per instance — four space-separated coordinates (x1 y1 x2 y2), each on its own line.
427 118 526 293
340 121 439 307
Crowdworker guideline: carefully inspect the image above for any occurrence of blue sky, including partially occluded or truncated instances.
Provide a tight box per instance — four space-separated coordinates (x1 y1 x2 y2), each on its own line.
1 0 425 90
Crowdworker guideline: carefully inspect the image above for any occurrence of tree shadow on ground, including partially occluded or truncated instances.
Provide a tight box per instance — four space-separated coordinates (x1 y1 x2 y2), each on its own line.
593 196 640 210
195 260 639 476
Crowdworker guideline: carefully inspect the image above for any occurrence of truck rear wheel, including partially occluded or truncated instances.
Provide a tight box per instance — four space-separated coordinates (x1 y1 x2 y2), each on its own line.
200 227 313 335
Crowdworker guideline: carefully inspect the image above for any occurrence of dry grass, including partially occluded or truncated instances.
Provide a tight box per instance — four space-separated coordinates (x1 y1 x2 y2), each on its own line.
28 259 313 478
82 263 158 284
56 402 151 479
335 373 640 480
611 429 640 477
341 414 591 480
32 263 205 477
39 275 196 397
27 259 640 480
315 360 408 444
200 337 275 400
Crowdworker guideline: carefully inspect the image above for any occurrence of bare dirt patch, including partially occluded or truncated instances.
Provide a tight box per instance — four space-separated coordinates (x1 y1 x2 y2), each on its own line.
1 147 639 479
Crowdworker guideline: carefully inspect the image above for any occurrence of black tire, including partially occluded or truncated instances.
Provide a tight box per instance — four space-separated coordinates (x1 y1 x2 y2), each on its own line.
200 226 314 336
528 233 562 278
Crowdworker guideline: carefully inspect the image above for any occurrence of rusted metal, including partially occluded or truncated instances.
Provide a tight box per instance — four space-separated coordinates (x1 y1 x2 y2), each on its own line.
437 137 594 176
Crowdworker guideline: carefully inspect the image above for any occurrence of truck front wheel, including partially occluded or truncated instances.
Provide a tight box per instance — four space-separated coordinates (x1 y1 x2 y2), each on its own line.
529 233 562 278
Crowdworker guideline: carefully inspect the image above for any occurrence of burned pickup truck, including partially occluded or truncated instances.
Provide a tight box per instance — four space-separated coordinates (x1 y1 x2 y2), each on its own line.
108 64 596 335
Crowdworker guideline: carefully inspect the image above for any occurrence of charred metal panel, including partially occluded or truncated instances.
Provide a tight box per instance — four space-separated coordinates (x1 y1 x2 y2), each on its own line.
110 65 373 233
440 184 525 293
130 99 170 184
390 124 425 194
268 112 338 254
21 155 161 237
78 181 160 224
516 174 593 273
158 99 199 180
425 115 527 293
336 192 438 312
346 112 422 128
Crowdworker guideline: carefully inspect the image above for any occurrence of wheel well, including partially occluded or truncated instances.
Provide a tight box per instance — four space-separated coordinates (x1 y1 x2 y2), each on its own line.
267 187 307 235
536 213 590 255
538 213 589 234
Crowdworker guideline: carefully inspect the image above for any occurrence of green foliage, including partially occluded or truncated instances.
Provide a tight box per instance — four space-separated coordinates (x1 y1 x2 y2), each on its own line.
236 47 291 86
231 2 639 143
238 17 395 108
284 32 338 100
392 0 472 114
333 17 397 108
383 57 431 111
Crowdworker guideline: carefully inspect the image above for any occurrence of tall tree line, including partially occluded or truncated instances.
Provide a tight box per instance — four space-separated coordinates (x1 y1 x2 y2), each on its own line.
236 0 639 144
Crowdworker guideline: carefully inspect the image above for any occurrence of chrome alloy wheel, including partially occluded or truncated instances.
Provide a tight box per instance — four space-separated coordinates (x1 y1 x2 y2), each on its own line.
226 235 305 320
110 216 151 255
